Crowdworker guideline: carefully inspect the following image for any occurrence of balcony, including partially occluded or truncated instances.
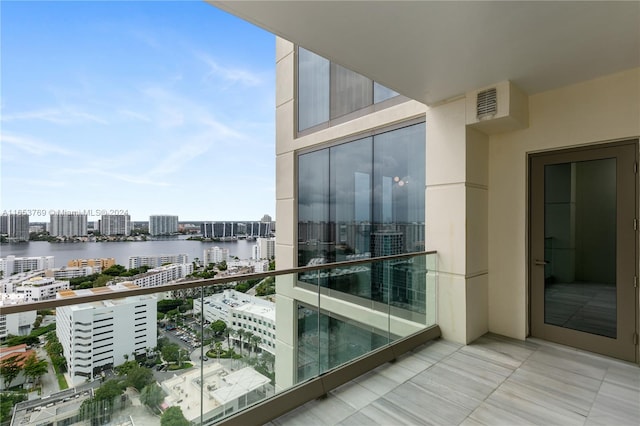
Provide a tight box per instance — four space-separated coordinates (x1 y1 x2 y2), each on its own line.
268 334 640 426
2 252 638 425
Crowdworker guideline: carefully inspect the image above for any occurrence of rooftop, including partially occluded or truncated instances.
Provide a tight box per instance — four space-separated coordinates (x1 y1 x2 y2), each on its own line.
269 334 639 425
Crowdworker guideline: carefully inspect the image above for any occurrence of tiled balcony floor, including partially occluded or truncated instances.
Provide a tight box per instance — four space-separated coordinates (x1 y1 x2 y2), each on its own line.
269 334 639 425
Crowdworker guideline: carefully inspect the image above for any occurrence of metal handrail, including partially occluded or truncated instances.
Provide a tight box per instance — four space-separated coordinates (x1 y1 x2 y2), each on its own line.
1 251 436 315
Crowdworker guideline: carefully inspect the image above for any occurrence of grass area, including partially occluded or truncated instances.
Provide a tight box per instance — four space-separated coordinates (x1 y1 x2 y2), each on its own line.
167 362 193 371
57 373 68 390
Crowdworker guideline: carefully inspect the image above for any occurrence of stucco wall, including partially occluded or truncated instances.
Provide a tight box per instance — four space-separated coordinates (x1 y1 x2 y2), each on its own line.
487 68 640 339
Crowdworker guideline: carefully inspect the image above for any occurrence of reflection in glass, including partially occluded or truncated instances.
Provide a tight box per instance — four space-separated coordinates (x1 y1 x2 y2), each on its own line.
330 63 373 119
297 303 389 383
297 122 425 308
374 81 399 103
298 47 329 131
544 158 617 338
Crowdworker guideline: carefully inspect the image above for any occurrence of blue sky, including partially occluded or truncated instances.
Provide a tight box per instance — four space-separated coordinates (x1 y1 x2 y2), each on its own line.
1 0 275 222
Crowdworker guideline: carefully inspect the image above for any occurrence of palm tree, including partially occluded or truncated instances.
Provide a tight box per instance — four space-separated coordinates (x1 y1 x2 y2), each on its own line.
214 342 223 362
235 329 246 357
250 335 262 358
224 327 234 352
244 331 254 357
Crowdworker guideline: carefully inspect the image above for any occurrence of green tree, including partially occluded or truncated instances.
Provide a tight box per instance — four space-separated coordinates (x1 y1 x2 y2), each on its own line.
236 329 246 357
0 393 27 424
217 260 227 271
125 365 154 391
161 406 190 426
224 327 234 350
102 264 127 276
140 383 165 409
210 320 227 336
94 379 124 402
0 355 22 388
161 343 180 363
23 353 48 385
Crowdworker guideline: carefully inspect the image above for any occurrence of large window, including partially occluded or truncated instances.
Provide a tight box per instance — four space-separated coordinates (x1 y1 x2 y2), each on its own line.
297 122 425 303
297 47 400 132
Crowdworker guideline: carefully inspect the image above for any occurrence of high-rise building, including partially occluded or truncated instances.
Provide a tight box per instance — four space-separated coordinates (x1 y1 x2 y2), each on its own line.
203 246 229 266
56 283 157 385
99 214 131 236
256 237 275 260
49 213 88 237
0 214 29 242
148 215 178 236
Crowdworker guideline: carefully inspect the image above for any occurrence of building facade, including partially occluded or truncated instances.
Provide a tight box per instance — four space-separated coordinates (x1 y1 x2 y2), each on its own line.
49 213 88 237
0 256 55 277
67 258 115 270
193 289 276 354
148 215 178 236
0 294 37 339
203 246 229 266
0 214 30 242
56 283 157 385
121 263 193 289
99 214 131 236
15 277 70 302
128 254 188 269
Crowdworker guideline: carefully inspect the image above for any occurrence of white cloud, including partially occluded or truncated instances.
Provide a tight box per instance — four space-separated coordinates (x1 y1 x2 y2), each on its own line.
195 51 263 87
0 133 76 157
1 107 108 125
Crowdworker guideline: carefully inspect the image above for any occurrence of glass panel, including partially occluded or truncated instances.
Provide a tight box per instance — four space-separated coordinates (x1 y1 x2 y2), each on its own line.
298 149 330 275
373 81 399 103
297 47 330 131
544 158 617 338
330 63 373 119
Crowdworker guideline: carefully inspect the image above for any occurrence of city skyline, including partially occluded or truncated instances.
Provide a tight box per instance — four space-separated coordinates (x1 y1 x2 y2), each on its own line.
1 1 276 221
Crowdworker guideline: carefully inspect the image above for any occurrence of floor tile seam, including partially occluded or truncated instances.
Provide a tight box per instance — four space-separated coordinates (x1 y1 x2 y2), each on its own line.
577 364 606 424
498 377 595 417
373 394 432 426
452 346 521 375
511 365 603 396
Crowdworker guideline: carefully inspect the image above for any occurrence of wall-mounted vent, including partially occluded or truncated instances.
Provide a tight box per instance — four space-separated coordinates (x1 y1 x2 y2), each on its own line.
476 87 497 119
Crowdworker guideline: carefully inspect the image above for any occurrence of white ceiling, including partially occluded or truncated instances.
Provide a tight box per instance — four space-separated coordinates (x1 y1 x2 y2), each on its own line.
208 1 639 105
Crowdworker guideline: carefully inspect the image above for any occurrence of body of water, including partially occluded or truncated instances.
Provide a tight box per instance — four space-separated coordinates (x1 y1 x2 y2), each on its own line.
0 237 256 267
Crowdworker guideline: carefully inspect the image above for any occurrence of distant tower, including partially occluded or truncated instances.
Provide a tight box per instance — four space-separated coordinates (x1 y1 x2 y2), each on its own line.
149 215 178 236
50 213 88 237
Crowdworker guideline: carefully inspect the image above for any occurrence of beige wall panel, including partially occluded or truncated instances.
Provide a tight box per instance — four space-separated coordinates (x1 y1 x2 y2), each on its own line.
466 127 489 187
276 49 294 108
275 244 295 271
275 198 295 247
276 152 295 200
466 186 488 276
437 272 467 343
487 68 640 341
465 273 489 343
426 98 467 186
426 184 466 276
276 37 294 63
295 101 426 152
276 100 296 155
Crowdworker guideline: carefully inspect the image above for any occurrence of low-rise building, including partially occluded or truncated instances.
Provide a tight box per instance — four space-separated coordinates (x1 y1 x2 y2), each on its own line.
45 266 98 280
0 344 36 390
193 289 276 354
160 363 271 425
15 277 70 302
10 388 93 426
119 263 193 289
0 256 55 277
0 271 46 293
0 294 37 338
67 258 115 270
128 254 188 269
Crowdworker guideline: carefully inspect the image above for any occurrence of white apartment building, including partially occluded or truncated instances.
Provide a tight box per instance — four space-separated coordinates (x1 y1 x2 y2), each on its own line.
203 246 229 266
255 237 275 260
128 254 188 269
121 263 194 289
0 294 37 338
148 215 178 236
49 213 88 237
56 283 157 385
193 289 276 354
0 255 55 277
99 214 131 236
0 271 45 293
46 266 98 280
228 259 269 273
15 276 70 302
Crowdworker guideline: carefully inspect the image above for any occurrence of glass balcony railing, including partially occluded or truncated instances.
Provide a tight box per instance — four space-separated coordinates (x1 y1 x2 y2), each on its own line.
1 251 437 426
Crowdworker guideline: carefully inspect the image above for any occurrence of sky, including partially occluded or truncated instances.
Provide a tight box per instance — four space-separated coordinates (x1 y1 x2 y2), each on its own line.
1 0 276 222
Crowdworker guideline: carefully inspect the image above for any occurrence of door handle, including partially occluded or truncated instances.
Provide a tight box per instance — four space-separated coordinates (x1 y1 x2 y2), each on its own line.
534 259 549 266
